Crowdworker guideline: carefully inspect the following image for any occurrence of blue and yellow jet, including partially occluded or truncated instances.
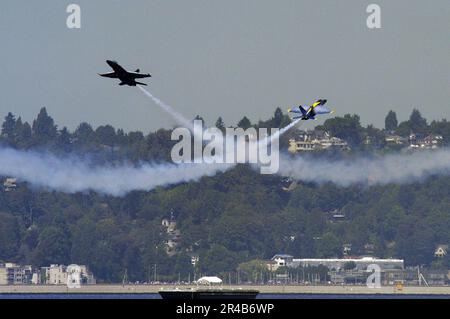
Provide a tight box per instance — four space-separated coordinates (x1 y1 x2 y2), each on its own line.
288 99 333 120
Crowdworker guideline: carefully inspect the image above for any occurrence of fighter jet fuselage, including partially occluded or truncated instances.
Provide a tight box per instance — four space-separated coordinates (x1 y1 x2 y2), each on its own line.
288 99 332 121
99 60 151 86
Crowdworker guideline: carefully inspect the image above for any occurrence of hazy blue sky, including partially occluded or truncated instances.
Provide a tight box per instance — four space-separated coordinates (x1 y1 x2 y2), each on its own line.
0 0 449 133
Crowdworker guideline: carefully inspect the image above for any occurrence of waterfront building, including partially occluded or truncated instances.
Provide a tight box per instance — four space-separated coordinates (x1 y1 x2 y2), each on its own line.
0 263 33 285
288 257 404 271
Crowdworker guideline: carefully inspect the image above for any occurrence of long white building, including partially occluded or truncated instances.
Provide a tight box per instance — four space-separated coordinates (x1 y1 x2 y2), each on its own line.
288 257 404 271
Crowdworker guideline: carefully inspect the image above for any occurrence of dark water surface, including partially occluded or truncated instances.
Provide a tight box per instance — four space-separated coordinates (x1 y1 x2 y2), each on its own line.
0 293 448 299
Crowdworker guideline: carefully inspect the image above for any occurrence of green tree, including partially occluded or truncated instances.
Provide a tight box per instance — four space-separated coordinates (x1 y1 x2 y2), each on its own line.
1 112 16 139
321 114 364 147
74 122 94 141
365 124 386 149
316 233 341 258
55 127 72 152
95 125 116 148
73 122 96 152
237 116 252 129
397 109 429 136
385 110 398 131
32 107 57 144
430 120 450 146
174 253 194 280
70 218 98 266
268 107 290 128
14 117 32 148
409 109 428 134
272 108 284 127
237 259 269 283
0 212 20 261
215 117 225 131
199 245 238 274
32 226 71 266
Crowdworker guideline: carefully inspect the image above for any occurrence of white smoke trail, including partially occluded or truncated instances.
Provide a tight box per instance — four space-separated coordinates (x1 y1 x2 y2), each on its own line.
0 119 300 196
136 84 301 168
0 147 232 196
277 148 450 186
261 119 301 147
137 85 195 131
4 128 449 196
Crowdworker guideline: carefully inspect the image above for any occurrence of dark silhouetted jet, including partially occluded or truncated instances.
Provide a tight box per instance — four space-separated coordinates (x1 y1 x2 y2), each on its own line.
99 60 151 86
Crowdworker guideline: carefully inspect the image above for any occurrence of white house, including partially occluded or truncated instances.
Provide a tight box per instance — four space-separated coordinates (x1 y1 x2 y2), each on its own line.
435 245 448 258
41 264 95 285
271 254 294 267
42 265 67 285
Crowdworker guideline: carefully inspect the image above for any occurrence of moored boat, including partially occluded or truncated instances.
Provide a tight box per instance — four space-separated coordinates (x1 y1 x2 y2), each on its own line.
159 287 259 300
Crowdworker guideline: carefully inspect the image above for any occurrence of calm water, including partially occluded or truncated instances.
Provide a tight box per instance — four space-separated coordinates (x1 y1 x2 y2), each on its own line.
0 293 448 299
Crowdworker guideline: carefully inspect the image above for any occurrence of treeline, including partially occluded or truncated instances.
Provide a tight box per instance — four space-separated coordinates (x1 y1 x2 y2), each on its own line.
0 107 449 282
1 107 175 163
317 109 450 149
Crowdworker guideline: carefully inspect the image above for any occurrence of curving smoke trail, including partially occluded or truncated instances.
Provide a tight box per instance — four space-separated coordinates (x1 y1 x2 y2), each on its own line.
0 87 298 196
5 87 449 195
277 148 450 186
0 147 232 196
137 85 195 131
263 119 301 146
1 143 450 196
0 119 299 196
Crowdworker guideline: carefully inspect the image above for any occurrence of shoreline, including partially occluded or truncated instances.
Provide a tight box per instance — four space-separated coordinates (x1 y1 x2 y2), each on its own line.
1 284 450 295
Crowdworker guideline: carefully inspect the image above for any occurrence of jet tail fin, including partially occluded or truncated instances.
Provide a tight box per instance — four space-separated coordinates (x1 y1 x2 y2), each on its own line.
299 105 307 116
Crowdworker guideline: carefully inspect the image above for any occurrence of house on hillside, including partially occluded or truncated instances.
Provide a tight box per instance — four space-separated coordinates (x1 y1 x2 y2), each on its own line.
3 178 17 192
266 254 294 272
409 133 443 149
385 134 407 146
343 244 352 256
271 254 293 267
434 245 448 258
288 130 349 153
162 211 182 256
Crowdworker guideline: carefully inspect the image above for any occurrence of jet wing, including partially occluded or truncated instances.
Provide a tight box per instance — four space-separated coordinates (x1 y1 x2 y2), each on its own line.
99 72 118 78
314 105 332 114
288 107 301 113
128 72 151 79
107 61 127 75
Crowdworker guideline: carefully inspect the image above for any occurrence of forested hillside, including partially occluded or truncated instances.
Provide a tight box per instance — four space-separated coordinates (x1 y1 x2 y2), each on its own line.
1 107 450 282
